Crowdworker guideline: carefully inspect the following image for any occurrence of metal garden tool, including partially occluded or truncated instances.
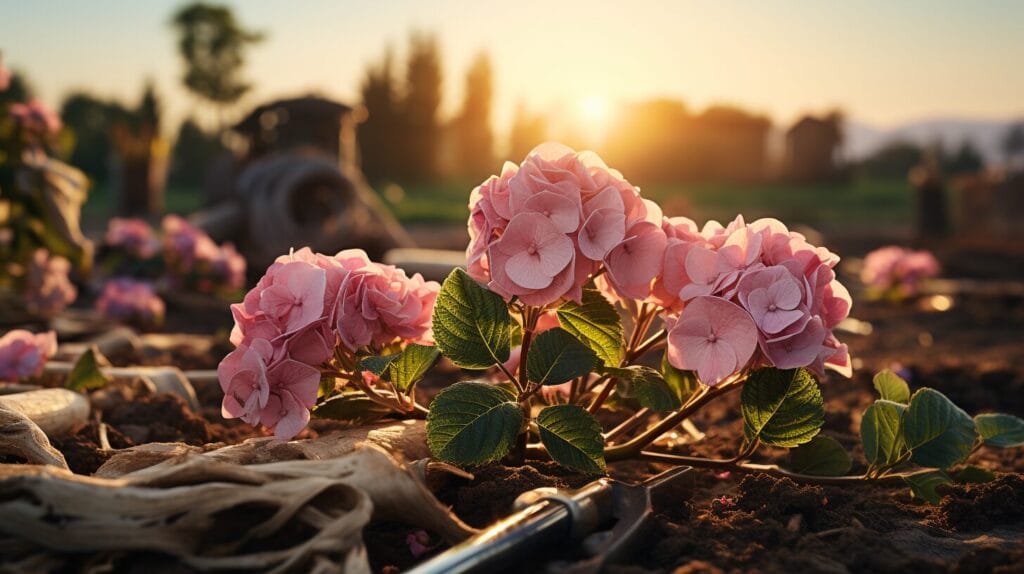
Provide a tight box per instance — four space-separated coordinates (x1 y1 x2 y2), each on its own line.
408 465 693 574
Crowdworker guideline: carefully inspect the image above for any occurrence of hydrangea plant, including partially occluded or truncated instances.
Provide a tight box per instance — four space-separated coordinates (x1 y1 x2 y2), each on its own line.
219 143 1023 500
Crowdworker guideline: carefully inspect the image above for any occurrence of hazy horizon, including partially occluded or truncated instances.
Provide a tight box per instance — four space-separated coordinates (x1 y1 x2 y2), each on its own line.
3 0 1023 151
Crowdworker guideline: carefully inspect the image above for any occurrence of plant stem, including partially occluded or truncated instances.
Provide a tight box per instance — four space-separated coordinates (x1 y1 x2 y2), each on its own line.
517 306 540 401
636 451 938 486
604 407 650 442
605 381 742 461
626 329 667 362
586 374 613 413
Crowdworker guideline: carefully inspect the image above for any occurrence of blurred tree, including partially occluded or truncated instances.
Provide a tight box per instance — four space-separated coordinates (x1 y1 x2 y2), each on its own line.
169 117 225 187
59 93 122 183
359 48 400 182
941 141 984 175
858 140 923 179
452 53 494 179
401 31 442 181
171 2 263 129
509 103 547 162
1003 122 1024 164
137 81 161 132
0 71 32 105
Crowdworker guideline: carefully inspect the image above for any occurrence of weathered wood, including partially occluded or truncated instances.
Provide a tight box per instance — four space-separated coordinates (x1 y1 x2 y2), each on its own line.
0 447 475 571
0 388 89 436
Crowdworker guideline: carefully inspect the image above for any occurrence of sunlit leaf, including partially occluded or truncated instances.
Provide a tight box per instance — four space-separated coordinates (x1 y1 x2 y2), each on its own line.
904 470 953 504
426 382 522 465
903 388 977 469
861 399 908 467
66 346 111 391
432 269 511 370
537 404 606 474
741 368 824 447
873 369 911 404
526 328 596 385
557 288 623 367
974 413 1024 448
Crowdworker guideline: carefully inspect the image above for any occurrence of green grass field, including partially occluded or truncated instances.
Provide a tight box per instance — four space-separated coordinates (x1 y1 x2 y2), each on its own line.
83 177 912 235
383 178 912 233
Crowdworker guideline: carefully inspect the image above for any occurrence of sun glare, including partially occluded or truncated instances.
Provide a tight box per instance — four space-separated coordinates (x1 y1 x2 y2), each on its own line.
579 96 611 126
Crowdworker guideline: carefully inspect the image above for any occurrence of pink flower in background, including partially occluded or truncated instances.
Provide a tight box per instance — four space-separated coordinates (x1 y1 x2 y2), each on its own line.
104 218 158 259
23 248 77 318
0 58 10 93
861 245 940 297
661 217 853 383
96 278 165 327
9 99 62 136
161 214 220 270
667 297 758 385
211 242 246 291
0 330 57 381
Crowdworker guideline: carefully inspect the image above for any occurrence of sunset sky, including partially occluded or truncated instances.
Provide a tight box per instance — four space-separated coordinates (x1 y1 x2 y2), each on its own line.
2 0 1022 149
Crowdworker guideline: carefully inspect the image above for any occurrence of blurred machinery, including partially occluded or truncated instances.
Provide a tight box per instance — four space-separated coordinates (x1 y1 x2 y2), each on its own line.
192 96 413 272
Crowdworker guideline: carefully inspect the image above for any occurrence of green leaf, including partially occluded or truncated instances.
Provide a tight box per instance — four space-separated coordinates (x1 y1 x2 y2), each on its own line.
741 368 824 447
787 435 853 476
65 346 111 391
557 287 623 367
662 354 699 404
313 390 393 424
873 369 911 404
526 328 597 386
903 388 977 469
426 382 523 465
390 344 440 393
537 404 606 474
611 366 680 413
904 470 953 504
359 355 398 376
860 399 908 467
953 465 996 484
974 413 1024 448
432 269 512 370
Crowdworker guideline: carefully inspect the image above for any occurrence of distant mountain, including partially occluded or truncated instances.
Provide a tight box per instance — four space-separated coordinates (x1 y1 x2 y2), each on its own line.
843 117 1024 165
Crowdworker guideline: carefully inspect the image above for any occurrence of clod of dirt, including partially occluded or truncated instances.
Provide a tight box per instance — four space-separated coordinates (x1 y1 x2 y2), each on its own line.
937 474 1024 532
105 393 214 445
51 422 134 475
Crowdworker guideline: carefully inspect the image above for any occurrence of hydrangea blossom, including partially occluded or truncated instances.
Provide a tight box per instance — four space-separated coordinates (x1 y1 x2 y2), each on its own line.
161 215 246 295
0 330 57 381
104 218 159 259
660 217 852 384
9 99 62 138
221 248 439 439
0 57 10 93
467 143 663 307
23 248 77 318
861 245 940 298
96 278 165 327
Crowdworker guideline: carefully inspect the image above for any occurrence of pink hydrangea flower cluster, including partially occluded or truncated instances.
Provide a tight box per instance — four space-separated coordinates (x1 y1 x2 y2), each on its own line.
0 329 57 381
96 278 165 327
467 143 666 307
860 245 940 298
0 57 10 93
104 217 159 259
220 248 439 439
160 215 246 294
23 248 77 318
659 216 852 385
9 99 62 138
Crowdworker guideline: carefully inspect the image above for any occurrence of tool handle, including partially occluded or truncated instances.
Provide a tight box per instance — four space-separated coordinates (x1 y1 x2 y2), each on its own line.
407 499 572 574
